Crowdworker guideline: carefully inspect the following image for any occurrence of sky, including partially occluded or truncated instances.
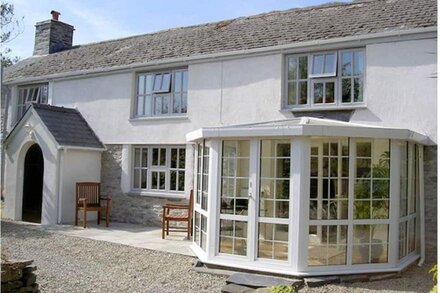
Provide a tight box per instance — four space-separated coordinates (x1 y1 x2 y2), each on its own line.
6 0 351 60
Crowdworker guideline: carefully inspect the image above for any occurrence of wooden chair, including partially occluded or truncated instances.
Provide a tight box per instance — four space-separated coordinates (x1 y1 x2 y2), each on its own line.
162 190 193 239
75 182 111 228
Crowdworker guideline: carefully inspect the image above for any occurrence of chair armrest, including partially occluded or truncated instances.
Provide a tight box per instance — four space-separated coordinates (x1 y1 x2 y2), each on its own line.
78 198 88 202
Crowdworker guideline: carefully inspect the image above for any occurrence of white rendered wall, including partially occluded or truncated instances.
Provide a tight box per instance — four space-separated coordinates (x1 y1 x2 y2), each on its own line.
59 149 102 223
352 38 437 143
4 113 60 225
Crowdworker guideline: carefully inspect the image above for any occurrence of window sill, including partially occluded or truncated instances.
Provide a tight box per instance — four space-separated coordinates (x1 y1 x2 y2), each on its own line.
281 104 367 113
128 190 187 199
129 115 189 122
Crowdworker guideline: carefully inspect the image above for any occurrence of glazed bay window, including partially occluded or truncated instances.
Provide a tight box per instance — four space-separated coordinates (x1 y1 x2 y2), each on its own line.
135 69 188 117
17 84 49 119
132 146 185 193
285 49 365 108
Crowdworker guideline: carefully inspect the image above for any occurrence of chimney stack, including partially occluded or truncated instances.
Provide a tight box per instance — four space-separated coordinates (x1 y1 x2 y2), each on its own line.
33 11 75 55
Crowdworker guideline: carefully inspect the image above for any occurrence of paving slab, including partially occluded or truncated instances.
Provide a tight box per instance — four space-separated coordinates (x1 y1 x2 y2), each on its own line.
304 276 340 287
16 221 195 257
369 273 400 282
221 283 255 293
340 274 369 283
227 272 302 288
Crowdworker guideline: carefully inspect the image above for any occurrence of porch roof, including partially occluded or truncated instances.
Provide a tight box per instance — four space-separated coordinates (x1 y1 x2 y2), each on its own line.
186 117 430 144
3 104 105 150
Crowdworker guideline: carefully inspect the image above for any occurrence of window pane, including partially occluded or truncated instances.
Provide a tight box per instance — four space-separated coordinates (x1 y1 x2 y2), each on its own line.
141 170 147 189
174 71 182 92
171 149 177 168
151 172 158 189
181 93 187 113
160 148 166 166
354 78 363 102
162 73 171 92
179 148 185 168
170 170 177 190
40 85 48 104
325 82 335 103
154 96 161 115
136 96 144 116
287 56 297 80
152 148 159 165
313 83 324 104
144 95 152 116
138 75 145 94
134 148 141 167
342 78 352 103
162 96 169 114
299 81 308 104
178 171 185 191
341 52 352 76
287 82 297 105
323 53 336 74
354 51 365 76
173 94 181 113
159 172 166 189
133 169 140 188
142 148 148 167
182 71 188 91
153 74 163 92
312 55 324 75
145 75 153 94
299 56 308 79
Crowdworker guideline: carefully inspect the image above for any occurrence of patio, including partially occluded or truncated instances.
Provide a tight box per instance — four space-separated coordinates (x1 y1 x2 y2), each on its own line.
16 221 195 257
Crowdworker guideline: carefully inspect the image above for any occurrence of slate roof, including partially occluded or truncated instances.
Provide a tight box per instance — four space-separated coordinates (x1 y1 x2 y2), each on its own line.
4 104 105 149
4 0 437 83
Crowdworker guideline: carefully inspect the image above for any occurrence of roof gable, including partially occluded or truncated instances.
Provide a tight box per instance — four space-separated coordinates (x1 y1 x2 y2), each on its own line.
4 104 105 150
4 0 437 83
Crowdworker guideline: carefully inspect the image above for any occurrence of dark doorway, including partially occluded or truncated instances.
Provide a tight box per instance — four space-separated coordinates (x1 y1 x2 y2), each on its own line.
22 144 44 223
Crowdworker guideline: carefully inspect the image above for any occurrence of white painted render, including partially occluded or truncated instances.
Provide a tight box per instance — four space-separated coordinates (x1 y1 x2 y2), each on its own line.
59 149 101 223
3 109 102 225
353 38 437 143
7 37 432 146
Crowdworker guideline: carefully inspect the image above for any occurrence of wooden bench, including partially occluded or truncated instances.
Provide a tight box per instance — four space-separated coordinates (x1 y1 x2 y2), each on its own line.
75 182 111 228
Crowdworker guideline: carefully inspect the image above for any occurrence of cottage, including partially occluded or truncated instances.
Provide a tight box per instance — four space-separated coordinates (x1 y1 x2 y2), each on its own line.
1 0 437 276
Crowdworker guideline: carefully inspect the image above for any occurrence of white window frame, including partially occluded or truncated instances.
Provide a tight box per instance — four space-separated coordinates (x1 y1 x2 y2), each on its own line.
134 69 188 118
284 48 366 110
131 145 186 195
309 52 338 78
16 83 49 120
311 78 337 106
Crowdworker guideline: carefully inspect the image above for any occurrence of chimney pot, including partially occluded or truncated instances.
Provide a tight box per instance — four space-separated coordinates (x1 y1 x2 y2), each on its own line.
50 10 60 21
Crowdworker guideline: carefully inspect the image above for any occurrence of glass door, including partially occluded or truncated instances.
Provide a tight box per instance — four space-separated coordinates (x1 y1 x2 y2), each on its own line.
257 140 291 261
218 140 251 257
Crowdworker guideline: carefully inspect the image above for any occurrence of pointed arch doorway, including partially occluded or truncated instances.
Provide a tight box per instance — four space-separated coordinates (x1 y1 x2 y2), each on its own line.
22 144 44 223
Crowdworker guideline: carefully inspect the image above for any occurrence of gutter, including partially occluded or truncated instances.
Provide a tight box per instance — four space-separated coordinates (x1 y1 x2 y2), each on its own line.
57 145 106 152
3 26 437 85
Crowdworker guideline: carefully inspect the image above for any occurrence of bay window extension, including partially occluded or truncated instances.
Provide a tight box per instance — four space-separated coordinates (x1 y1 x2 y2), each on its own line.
16 84 49 120
285 49 365 109
134 69 188 117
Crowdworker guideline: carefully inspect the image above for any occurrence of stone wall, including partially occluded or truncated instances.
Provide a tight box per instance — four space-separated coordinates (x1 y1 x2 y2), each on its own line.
424 145 437 264
101 145 187 226
1 259 39 292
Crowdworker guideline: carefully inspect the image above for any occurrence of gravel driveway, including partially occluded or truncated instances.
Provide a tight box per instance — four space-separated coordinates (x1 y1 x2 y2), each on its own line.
1 220 435 293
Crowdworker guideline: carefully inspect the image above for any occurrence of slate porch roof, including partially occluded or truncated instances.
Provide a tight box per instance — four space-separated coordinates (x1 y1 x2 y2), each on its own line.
4 0 437 83
4 104 105 149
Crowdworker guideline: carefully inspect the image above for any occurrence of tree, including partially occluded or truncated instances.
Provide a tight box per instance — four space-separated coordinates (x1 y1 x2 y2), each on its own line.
1 3 24 67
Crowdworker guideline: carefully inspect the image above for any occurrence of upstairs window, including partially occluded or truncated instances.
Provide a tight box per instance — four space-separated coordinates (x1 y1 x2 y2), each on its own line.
17 84 48 119
285 49 365 108
135 69 188 117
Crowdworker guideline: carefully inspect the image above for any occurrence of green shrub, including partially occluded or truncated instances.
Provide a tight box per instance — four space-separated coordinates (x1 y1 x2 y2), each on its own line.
430 264 437 293
270 285 297 293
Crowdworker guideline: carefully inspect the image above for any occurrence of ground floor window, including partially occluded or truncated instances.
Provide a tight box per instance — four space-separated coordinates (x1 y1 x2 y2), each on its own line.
132 145 185 193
